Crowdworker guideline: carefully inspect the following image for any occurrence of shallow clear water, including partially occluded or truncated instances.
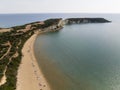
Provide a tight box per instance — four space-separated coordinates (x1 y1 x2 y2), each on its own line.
34 22 120 90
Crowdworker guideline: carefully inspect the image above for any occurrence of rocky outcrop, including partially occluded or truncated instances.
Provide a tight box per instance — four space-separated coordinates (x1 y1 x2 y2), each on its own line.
42 18 64 32
65 18 111 25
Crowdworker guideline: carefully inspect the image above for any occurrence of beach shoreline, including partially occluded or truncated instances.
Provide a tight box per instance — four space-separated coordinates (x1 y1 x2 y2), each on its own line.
16 33 50 90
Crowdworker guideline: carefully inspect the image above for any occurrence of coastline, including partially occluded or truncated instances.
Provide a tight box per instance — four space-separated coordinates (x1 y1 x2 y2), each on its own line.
16 33 50 90
0 18 111 90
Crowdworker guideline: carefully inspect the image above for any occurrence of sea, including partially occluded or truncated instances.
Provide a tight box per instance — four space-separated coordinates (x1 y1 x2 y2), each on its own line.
1 13 120 90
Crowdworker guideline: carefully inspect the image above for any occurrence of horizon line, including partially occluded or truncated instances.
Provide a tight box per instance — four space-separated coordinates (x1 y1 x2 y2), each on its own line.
0 12 120 14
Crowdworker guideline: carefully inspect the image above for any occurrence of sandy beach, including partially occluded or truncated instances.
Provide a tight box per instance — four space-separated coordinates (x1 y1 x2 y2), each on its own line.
16 33 50 90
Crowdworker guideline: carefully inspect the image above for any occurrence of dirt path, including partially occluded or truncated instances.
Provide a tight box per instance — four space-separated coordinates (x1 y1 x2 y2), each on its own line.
0 41 11 60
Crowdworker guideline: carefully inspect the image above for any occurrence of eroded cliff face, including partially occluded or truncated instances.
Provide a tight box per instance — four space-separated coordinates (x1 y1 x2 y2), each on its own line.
65 18 111 24
42 19 65 32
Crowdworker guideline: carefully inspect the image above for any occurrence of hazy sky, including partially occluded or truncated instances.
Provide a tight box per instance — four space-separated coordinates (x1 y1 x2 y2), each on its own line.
0 0 120 13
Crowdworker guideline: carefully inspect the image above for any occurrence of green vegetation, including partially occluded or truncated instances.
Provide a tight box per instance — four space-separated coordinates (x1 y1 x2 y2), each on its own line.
0 18 61 90
30 18 62 29
43 19 61 27
11 25 26 30
0 30 34 90
66 18 111 24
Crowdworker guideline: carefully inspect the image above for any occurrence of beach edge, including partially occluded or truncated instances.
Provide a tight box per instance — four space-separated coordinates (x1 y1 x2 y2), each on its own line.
16 33 50 90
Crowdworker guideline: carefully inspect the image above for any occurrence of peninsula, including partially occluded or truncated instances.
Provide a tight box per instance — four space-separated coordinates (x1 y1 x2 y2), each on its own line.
0 18 110 90
65 18 111 24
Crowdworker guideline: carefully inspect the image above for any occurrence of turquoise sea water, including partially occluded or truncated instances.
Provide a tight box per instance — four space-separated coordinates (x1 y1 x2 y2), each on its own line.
1 13 120 90
34 22 120 90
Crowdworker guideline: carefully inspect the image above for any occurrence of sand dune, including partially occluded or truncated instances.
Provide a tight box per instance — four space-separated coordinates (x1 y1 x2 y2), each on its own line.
0 28 11 33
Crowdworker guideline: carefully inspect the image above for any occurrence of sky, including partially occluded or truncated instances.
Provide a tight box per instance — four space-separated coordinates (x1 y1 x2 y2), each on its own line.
0 0 120 13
